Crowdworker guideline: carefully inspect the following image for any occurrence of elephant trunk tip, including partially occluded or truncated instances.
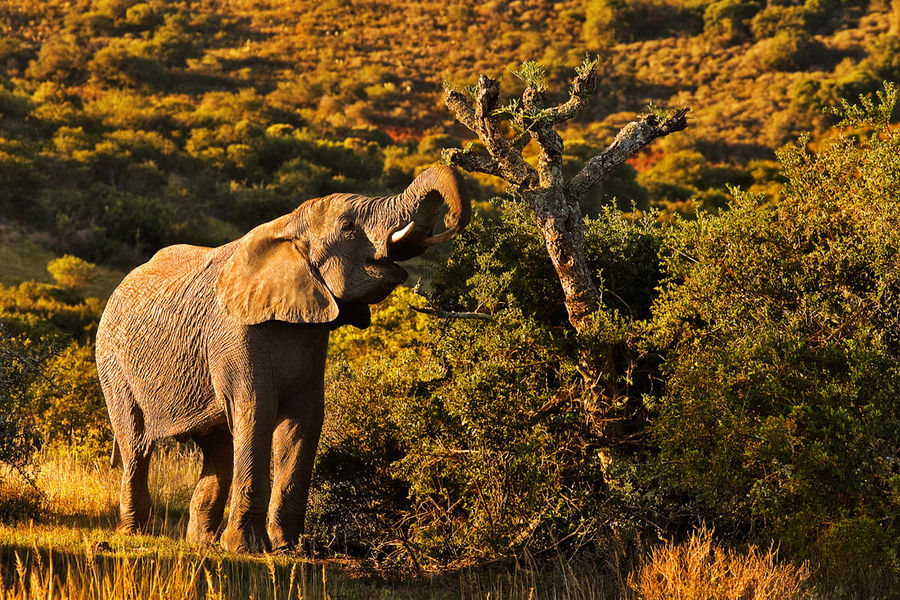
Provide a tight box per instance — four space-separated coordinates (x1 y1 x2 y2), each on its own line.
387 165 471 259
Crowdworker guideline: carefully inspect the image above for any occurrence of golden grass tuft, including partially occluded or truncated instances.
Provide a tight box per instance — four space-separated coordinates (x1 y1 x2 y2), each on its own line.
628 528 812 600
4 443 202 524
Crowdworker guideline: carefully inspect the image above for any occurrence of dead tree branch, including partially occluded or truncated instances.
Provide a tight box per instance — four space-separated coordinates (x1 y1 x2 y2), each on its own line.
567 108 689 201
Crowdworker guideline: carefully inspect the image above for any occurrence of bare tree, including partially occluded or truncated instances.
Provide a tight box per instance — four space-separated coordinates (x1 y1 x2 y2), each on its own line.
442 58 688 332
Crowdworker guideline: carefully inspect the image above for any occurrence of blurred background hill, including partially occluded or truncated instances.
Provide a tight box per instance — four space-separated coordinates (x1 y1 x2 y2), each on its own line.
0 0 897 273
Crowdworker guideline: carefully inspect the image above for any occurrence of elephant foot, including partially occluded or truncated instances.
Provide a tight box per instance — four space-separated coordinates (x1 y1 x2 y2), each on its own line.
268 525 316 556
116 520 148 535
266 525 295 553
220 525 271 554
186 520 220 546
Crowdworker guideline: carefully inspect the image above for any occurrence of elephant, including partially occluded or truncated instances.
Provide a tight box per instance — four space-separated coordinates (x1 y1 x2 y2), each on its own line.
95 165 470 553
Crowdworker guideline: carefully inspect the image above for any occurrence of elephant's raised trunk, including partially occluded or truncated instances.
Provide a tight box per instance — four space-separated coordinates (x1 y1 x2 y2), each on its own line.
385 165 471 260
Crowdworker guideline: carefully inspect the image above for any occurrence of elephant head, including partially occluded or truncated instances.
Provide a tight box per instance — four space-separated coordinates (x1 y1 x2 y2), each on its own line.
214 165 470 327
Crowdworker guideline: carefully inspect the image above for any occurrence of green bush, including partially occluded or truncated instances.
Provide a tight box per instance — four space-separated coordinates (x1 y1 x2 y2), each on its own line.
314 87 900 585
28 342 110 454
865 35 900 85
0 282 102 340
47 255 98 289
583 0 702 47
750 5 810 39
316 206 665 560
88 39 169 89
637 150 750 213
1 284 107 457
755 29 826 72
703 0 763 46
651 85 900 574
26 35 89 85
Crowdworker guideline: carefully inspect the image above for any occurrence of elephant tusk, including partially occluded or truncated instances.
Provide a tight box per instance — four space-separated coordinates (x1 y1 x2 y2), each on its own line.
390 221 415 244
422 226 459 246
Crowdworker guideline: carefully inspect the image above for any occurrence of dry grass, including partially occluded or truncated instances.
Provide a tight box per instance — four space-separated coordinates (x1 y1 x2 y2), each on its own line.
0 548 342 600
628 528 812 600
0 448 820 599
16 444 201 527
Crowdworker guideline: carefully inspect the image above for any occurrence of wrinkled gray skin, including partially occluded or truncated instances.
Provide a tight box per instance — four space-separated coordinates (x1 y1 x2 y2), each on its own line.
95 166 469 554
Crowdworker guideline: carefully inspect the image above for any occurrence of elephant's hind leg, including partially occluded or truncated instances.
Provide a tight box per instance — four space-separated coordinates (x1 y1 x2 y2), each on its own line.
117 441 154 533
187 428 233 545
98 358 153 534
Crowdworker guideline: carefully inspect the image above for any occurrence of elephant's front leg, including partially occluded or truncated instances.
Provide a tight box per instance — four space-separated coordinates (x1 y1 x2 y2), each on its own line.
267 384 325 552
219 390 276 553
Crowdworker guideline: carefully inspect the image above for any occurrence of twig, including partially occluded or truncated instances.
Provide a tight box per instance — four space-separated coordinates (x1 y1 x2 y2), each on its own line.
409 306 493 321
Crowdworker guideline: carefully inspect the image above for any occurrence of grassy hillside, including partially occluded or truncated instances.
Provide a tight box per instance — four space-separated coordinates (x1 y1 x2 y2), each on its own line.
0 0 897 276
0 226 124 297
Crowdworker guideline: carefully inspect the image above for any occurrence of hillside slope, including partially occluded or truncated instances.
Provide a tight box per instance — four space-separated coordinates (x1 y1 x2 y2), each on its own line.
0 0 896 273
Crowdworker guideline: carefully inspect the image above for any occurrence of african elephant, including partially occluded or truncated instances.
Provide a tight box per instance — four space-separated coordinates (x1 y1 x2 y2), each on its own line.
95 165 470 553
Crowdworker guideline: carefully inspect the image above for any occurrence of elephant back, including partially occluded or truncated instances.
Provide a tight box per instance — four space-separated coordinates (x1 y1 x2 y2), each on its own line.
96 243 231 440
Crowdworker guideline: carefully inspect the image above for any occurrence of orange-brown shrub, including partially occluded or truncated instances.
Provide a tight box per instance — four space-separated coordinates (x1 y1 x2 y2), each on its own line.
628 528 812 600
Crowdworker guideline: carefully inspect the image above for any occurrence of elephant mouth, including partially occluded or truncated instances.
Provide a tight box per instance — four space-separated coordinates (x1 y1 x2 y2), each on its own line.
365 258 408 282
385 219 452 262
356 258 408 304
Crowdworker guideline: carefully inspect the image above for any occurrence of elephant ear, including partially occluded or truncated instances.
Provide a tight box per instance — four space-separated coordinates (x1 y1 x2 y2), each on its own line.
215 215 339 325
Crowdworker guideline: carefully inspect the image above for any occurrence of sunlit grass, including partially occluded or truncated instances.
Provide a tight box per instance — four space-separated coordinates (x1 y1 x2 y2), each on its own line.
628 528 812 600
0 447 819 599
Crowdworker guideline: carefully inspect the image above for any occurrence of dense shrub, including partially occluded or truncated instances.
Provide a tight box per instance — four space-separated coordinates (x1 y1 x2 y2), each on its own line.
637 150 751 214
26 35 88 84
651 85 900 578
88 39 169 89
47 255 98 288
28 342 109 454
754 29 826 72
0 326 46 506
865 35 900 85
317 206 665 561
583 0 702 47
703 0 762 46
750 5 811 40
0 284 108 457
316 87 900 586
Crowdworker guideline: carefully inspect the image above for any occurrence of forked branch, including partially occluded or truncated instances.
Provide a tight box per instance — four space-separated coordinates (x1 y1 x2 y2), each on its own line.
442 57 689 334
567 108 689 202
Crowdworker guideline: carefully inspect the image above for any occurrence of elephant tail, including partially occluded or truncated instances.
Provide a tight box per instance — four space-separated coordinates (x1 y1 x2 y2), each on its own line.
110 439 122 469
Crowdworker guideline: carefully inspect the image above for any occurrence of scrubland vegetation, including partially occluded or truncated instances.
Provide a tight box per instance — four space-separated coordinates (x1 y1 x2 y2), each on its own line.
1 0 899 598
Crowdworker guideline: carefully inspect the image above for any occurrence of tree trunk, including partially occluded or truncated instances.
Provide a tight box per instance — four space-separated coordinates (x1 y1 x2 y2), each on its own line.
527 188 600 327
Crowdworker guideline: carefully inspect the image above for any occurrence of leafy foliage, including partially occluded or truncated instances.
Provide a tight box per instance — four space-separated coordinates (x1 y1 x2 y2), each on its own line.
47 255 98 289
317 87 900 592
650 85 900 580
0 282 108 457
317 205 665 561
